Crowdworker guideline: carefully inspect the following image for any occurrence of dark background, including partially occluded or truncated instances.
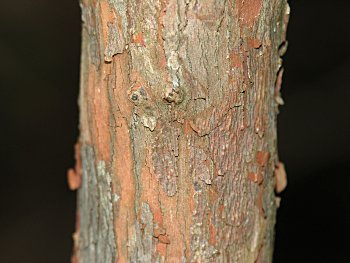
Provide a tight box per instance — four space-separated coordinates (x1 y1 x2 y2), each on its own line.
0 0 349 262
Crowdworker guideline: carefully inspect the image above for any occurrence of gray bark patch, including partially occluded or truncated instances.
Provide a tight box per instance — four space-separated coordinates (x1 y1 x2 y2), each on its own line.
78 145 116 263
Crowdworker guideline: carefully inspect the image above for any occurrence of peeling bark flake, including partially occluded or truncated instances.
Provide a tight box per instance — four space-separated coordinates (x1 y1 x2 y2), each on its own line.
275 161 287 193
104 21 124 62
67 142 82 191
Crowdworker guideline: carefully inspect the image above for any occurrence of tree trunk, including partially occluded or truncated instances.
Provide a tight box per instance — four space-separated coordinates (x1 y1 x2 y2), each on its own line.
69 0 289 262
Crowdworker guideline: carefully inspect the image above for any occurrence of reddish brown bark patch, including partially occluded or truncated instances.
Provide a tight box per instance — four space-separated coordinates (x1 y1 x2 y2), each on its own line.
230 52 243 69
247 38 262 49
153 226 166 238
113 127 136 262
158 234 171 244
236 0 263 28
256 151 270 167
247 171 263 184
208 216 217 246
133 32 146 47
156 242 167 257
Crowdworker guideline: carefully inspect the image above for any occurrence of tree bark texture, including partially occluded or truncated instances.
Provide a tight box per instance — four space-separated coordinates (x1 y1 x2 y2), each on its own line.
71 0 290 262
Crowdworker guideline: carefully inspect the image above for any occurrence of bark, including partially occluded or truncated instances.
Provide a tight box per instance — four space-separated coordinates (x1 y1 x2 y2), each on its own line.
70 0 290 262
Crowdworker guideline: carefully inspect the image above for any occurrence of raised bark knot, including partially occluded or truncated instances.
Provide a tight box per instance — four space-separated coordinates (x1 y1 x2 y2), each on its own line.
129 84 148 105
163 86 184 105
129 84 158 131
